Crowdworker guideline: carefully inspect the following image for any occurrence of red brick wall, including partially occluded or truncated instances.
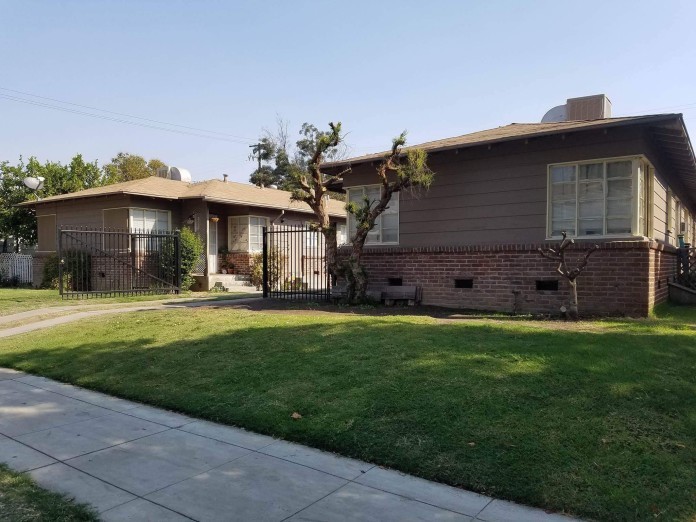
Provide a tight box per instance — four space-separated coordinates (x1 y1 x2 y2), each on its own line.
91 254 134 291
32 253 50 287
218 252 252 276
648 245 678 309
341 240 677 317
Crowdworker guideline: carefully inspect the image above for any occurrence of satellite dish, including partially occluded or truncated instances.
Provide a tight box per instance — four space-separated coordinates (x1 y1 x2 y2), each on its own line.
23 176 45 191
541 104 567 123
168 167 192 182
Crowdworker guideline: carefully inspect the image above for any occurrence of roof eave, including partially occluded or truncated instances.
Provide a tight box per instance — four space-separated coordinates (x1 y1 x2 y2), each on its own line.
199 195 346 217
326 114 682 169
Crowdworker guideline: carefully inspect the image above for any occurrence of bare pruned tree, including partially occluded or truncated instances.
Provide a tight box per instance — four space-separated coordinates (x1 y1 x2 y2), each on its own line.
344 132 434 302
538 231 599 320
290 122 351 285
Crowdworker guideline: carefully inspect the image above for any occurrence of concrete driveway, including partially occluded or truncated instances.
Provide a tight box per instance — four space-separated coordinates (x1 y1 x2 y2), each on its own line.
0 368 579 522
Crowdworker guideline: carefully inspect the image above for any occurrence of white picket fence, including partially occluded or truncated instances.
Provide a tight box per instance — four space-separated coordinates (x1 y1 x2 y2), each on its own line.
0 253 33 284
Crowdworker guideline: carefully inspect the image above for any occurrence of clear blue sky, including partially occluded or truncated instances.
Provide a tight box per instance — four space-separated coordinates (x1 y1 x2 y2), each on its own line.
1 0 695 183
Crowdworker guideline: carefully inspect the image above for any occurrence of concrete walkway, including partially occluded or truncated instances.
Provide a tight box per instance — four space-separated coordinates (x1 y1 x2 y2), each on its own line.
0 296 262 338
0 368 579 522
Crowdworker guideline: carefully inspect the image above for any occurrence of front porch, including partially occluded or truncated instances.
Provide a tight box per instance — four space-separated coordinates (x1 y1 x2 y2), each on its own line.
191 273 258 292
185 200 308 293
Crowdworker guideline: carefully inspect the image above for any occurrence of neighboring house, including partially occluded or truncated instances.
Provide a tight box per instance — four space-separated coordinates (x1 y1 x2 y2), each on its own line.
329 95 696 316
20 175 346 290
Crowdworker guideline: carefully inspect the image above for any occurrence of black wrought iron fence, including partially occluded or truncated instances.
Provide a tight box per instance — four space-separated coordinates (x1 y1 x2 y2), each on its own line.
677 246 696 289
58 227 181 299
262 225 330 300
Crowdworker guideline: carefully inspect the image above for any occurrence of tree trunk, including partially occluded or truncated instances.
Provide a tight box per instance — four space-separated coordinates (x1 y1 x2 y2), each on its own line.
343 238 369 304
568 279 579 321
323 225 338 287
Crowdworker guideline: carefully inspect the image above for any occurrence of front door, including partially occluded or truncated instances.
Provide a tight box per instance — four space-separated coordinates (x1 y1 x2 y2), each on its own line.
208 219 218 274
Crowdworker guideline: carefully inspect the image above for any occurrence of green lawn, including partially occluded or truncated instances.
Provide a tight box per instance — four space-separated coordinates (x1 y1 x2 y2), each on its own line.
0 464 97 521
0 288 258 316
2 303 695 521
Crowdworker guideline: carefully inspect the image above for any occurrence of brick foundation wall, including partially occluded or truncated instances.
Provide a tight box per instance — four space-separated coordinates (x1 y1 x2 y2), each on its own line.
218 252 252 276
91 254 134 291
340 240 677 317
648 245 678 309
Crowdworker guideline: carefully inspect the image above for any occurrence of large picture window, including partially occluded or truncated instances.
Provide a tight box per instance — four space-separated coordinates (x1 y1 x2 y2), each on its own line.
548 158 650 238
128 208 170 252
228 216 268 252
346 185 399 245
128 208 170 232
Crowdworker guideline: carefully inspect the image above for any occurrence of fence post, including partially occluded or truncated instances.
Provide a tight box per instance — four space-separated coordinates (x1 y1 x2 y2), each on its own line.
175 230 182 294
58 228 64 297
262 227 268 298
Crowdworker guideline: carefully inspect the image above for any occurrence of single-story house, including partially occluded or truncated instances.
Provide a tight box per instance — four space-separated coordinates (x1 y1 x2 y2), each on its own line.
21 175 346 290
328 95 696 316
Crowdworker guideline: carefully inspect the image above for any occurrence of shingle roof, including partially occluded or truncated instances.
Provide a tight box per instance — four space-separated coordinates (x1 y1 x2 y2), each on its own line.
328 114 680 166
21 176 346 217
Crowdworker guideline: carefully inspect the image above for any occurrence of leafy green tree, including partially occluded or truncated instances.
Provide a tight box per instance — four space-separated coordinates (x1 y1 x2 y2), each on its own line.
249 120 341 192
40 155 102 195
103 152 166 183
0 158 36 252
0 154 103 252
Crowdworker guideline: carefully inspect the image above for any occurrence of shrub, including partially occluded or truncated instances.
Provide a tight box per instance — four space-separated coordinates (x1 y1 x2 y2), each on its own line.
161 228 204 291
0 274 22 288
40 254 60 289
40 251 89 290
249 248 285 291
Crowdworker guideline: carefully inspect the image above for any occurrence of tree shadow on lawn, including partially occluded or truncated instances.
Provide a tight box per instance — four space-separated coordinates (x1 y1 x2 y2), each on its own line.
223 299 542 320
2 316 695 522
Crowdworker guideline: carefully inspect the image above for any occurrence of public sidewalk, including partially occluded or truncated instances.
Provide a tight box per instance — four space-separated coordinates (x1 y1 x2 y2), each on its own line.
0 368 580 522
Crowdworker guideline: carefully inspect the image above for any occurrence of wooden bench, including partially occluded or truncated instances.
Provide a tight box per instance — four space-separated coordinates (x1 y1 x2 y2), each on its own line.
382 285 421 306
330 285 386 303
331 284 421 306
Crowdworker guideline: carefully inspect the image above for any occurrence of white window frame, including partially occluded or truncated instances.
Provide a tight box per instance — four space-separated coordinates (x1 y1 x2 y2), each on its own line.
337 223 347 246
128 208 171 232
227 215 268 253
346 184 399 245
248 215 267 253
546 155 653 240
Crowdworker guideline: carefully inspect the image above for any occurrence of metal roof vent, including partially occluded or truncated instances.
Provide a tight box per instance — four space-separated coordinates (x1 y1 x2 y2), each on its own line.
155 166 192 182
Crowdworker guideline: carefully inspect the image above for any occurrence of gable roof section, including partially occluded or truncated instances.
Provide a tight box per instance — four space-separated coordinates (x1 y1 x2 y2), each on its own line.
183 179 346 216
327 113 696 208
20 176 346 217
329 115 681 165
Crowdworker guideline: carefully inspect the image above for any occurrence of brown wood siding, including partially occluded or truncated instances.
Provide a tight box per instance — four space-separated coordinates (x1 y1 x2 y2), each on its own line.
102 208 129 230
36 195 132 229
36 215 56 251
652 175 668 243
344 126 651 247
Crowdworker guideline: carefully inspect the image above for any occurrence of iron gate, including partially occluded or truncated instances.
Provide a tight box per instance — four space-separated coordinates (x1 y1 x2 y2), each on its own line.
262 225 330 300
58 227 181 299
